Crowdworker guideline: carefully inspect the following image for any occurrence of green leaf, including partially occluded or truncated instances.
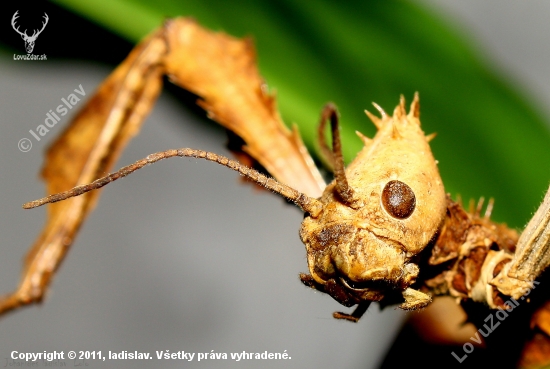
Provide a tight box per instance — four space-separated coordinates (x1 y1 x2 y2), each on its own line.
53 0 550 228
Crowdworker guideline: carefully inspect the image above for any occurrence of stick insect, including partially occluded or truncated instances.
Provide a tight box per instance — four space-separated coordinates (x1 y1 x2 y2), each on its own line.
4 17 550 368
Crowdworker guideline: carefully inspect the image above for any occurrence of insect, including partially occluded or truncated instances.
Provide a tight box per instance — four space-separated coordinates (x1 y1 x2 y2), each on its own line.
4 16 550 368
21 93 448 322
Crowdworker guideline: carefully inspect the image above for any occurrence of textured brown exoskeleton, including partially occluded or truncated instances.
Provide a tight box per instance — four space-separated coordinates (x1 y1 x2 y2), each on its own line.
22 95 448 322
20 94 547 323
298 97 447 321
6 17 550 368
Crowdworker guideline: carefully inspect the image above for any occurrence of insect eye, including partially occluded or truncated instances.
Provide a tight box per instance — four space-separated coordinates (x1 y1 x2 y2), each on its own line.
381 180 416 219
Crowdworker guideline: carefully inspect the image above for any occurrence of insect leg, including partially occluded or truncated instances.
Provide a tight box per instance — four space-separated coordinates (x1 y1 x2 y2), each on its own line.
333 301 372 323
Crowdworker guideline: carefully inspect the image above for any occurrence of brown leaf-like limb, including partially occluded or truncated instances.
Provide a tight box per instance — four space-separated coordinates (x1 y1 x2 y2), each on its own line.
0 29 167 315
3 18 325 315
163 19 325 197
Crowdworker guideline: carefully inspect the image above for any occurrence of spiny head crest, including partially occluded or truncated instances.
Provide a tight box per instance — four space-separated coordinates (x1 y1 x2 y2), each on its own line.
393 94 407 120
355 130 372 146
365 93 421 131
372 102 387 119
364 109 382 129
364 102 388 130
393 93 421 126
408 91 420 119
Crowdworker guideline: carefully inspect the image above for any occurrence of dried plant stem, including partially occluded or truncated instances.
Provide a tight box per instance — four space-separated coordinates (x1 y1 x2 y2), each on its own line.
23 148 323 216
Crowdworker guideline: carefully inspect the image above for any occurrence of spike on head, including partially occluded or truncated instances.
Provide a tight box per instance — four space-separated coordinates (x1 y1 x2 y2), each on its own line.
455 194 463 207
393 95 407 120
371 102 388 119
409 92 420 119
425 132 437 142
475 197 485 217
391 121 402 139
468 198 476 214
355 130 372 146
484 198 495 219
364 109 383 129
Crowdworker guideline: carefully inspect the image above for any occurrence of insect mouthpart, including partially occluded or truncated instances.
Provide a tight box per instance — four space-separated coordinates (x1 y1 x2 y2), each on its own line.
330 230 415 286
339 275 395 291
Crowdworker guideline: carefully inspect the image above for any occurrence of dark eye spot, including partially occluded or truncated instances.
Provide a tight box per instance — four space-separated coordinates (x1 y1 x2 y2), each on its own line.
381 180 416 219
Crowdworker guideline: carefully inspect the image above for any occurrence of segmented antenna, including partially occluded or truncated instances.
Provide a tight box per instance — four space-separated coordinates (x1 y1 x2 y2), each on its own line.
317 106 335 172
23 148 323 216
319 104 359 208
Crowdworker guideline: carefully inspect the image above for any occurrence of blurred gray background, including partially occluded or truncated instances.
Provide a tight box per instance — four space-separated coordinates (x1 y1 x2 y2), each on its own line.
1 1 550 368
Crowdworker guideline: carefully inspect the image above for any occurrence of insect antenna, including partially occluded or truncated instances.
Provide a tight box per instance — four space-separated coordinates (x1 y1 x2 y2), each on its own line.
317 108 335 172
319 104 359 208
23 148 323 216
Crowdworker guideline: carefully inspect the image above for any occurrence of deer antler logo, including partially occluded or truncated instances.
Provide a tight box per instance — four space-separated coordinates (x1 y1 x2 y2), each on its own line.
11 11 49 54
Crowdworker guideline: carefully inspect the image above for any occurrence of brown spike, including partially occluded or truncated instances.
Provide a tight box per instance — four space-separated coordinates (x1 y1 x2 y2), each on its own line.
393 95 406 120
260 83 278 116
391 121 402 139
425 132 437 142
475 197 485 217
456 194 463 207
364 109 383 129
468 198 475 214
484 198 495 219
355 130 372 146
409 92 420 119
